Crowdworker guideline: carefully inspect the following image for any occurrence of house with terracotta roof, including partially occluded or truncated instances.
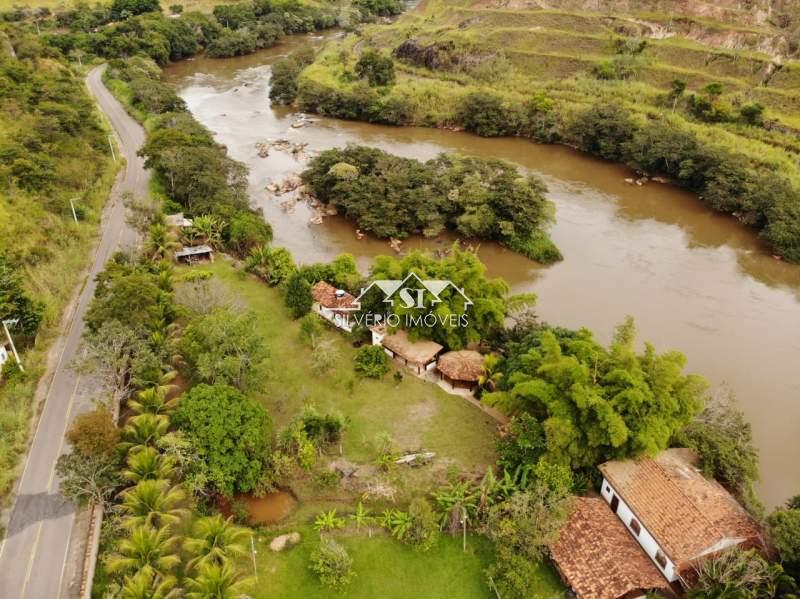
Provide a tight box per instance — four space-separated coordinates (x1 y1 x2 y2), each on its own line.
551 497 672 599
550 449 763 598
311 281 356 332
598 448 763 584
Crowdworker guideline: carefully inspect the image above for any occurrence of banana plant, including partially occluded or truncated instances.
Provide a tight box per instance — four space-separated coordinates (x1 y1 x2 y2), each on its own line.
313 509 345 534
349 502 374 536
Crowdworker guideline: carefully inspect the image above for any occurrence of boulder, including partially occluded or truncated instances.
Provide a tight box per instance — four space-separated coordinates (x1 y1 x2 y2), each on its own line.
269 532 301 552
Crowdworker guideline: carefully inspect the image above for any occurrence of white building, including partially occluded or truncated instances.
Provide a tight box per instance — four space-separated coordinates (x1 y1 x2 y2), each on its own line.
598 448 762 584
311 281 355 333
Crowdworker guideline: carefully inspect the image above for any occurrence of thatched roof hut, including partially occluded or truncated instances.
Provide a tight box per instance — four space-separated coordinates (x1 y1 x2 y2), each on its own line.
437 350 484 386
380 329 443 368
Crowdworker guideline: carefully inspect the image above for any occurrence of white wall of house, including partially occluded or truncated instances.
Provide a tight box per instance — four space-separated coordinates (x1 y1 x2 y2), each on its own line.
0 345 8 367
372 330 384 346
314 304 353 333
600 478 678 582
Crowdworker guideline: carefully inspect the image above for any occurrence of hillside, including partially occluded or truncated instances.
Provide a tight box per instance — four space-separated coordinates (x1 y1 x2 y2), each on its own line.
295 0 800 259
0 27 116 499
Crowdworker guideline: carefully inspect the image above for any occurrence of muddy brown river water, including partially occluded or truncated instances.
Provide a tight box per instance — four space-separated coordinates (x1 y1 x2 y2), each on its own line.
163 33 800 508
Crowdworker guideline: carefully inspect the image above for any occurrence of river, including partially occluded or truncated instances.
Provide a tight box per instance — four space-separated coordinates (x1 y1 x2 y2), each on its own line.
163 33 800 508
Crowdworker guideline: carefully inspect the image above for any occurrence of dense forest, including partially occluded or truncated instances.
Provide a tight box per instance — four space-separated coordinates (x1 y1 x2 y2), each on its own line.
301 145 562 263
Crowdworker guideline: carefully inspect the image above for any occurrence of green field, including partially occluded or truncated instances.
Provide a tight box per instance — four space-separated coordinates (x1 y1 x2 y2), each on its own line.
186 261 569 597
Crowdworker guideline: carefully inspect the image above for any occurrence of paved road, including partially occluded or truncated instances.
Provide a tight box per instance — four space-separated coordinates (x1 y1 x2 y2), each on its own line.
0 65 147 598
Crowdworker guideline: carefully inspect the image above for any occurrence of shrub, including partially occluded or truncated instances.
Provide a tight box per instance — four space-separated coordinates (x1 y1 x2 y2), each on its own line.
309 537 355 589
65 406 120 458
285 272 312 318
354 345 390 379
406 497 439 551
227 211 273 255
355 49 395 86
462 92 516 137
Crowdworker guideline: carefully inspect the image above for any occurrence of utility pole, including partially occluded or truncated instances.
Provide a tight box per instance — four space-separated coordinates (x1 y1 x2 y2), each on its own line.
2 319 24 373
250 536 258 581
461 506 467 553
70 197 79 224
108 135 116 162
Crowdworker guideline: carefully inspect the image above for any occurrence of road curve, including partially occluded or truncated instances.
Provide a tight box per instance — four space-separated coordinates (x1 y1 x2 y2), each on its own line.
0 65 147 598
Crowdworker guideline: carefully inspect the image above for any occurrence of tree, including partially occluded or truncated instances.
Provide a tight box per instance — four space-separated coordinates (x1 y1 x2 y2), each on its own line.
570 102 636 161
180 309 267 391
676 390 759 502
128 381 180 416
117 568 180 599
485 320 707 471
145 223 180 261
767 506 800 574
105 525 181 578
73 321 154 408
56 450 122 509
462 92 513 137
184 562 255 599
299 314 324 348
110 0 160 19
173 383 270 496
120 413 170 451
117 479 188 530
354 345 390 379
270 56 302 104
123 446 177 483
355 50 395 86
309 537 354 589
367 247 514 348
406 497 439 551
285 272 312 318
66 406 119 458
184 514 251 571
0 253 44 338
484 478 573 599
227 211 272 255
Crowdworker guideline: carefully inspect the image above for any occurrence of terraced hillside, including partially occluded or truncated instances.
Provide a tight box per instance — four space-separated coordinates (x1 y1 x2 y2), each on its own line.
296 0 800 259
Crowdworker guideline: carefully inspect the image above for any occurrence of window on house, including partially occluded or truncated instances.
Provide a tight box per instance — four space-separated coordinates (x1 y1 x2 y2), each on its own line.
655 550 668 569
629 518 641 535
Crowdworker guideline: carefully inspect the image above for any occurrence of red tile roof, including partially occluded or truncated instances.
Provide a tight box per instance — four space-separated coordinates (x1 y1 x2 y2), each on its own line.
551 497 671 599
599 449 763 570
311 281 356 311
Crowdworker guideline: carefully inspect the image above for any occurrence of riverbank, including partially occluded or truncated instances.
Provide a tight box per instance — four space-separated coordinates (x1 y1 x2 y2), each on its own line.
164 40 800 507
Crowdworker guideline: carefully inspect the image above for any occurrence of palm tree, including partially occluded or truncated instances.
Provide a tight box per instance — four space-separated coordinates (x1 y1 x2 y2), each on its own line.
184 514 251 572
146 223 181 262
119 413 170 453
313 509 346 534
128 381 179 416
118 569 180 599
123 447 177 483
105 525 181 578
117 479 188 530
184 562 256 599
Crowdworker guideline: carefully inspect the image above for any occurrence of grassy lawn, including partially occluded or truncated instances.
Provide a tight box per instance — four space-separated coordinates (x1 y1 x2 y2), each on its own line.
182 261 567 597
254 527 496 598
252 525 565 598
199 259 499 493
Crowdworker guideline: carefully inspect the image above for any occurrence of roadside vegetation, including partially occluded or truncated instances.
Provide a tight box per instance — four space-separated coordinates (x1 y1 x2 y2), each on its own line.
0 24 117 505
293 0 800 261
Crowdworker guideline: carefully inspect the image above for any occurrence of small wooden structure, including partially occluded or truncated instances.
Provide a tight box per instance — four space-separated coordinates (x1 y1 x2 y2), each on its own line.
174 244 214 264
372 327 443 375
437 350 484 391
